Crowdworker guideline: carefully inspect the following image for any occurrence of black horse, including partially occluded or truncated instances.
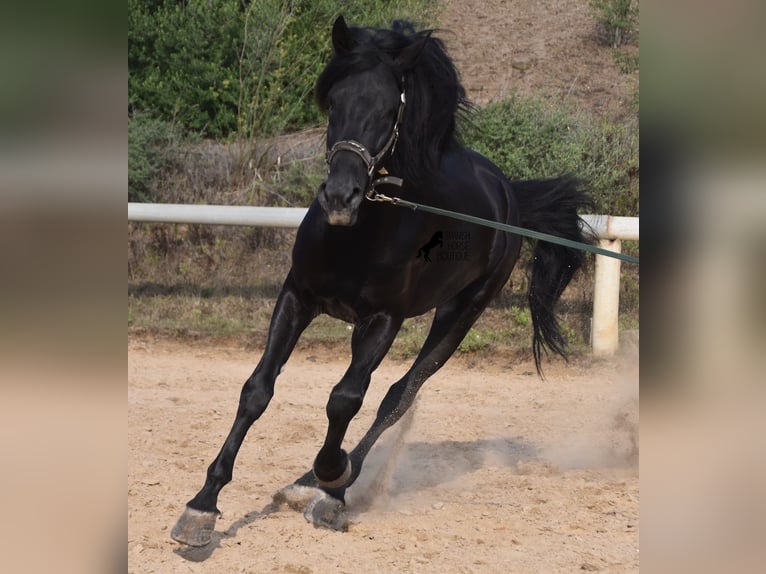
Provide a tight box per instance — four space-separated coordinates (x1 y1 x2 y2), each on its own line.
172 16 592 544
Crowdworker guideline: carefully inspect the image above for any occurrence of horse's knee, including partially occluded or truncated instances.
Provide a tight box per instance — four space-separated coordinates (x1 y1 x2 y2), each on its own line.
238 374 274 419
326 384 364 423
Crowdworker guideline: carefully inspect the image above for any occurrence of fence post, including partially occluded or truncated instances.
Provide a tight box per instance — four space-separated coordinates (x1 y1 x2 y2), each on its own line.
591 238 622 355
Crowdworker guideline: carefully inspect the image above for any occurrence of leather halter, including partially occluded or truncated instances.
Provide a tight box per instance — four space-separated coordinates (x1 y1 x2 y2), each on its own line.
325 90 406 185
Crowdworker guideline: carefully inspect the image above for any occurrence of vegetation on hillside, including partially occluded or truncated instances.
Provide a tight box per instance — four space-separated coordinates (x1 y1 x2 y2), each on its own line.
129 0 437 139
461 96 638 216
128 0 639 353
589 0 639 48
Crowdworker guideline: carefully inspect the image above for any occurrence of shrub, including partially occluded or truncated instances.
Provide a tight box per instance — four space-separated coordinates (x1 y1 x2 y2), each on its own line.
128 113 185 202
589 0 639 48
460 95 638 216
129 0 437 139
128 0 243 138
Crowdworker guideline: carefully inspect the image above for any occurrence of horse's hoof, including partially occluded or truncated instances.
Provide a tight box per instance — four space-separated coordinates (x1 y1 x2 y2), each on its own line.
273 484 324 512
304 491 349 531
314 457 352 489
171 506 219 546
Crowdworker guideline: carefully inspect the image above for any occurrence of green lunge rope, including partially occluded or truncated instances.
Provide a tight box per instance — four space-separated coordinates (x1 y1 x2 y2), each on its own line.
366 184 639 265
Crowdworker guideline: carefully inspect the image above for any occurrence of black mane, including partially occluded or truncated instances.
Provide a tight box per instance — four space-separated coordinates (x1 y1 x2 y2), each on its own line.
315 20 471 185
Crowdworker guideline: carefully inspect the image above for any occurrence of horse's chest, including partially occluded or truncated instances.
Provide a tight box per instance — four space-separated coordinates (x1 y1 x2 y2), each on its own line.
293 245 412 315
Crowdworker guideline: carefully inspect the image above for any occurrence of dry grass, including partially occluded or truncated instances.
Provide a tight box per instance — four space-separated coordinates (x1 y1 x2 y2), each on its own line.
128 217 639 359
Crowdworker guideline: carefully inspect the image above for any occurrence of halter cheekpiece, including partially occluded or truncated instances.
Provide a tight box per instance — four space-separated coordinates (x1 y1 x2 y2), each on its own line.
325 89 407 198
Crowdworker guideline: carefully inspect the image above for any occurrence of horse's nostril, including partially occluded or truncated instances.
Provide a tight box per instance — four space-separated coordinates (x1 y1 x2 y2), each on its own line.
339 187 361 205
321 181 360 209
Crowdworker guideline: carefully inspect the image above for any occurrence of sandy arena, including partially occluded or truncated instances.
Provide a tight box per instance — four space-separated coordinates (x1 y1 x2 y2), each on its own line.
128 338 638 573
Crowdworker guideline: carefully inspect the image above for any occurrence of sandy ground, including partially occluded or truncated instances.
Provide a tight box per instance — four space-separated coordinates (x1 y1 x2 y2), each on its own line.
128 338 638 573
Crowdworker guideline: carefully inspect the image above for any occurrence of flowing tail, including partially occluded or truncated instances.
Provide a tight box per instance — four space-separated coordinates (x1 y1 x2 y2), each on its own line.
514 176 594 375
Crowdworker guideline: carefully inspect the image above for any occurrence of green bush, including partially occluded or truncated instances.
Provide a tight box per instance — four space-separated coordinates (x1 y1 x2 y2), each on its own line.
128 0 243 138
461 95 638 216
129 0 437 139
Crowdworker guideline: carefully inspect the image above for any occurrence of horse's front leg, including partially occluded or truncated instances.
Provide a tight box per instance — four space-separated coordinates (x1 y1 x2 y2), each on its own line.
171 277 314 546
301 312 402 529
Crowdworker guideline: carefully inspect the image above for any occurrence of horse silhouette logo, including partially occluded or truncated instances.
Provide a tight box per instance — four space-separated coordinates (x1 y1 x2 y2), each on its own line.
416 231 443 262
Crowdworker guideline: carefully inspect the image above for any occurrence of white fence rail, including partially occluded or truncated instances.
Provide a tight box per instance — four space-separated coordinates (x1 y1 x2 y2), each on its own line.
128 203 638 355
128 203 309 227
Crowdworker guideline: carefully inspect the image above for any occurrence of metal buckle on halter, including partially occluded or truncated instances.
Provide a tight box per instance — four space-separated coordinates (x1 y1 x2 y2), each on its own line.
365 188 385 202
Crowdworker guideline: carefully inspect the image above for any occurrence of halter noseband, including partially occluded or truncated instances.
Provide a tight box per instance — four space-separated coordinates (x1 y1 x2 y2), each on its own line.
325 90 406 188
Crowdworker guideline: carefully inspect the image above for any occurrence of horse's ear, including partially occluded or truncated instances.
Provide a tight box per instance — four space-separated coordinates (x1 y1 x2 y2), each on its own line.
396 35 430 71
331 15 353 54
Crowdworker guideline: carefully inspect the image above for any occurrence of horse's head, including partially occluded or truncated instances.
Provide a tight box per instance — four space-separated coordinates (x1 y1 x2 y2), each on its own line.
316 16 426 226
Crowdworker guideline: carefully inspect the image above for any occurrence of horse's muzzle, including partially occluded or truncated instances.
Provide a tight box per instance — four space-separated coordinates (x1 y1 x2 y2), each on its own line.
318 181 362 226
325 210 356 226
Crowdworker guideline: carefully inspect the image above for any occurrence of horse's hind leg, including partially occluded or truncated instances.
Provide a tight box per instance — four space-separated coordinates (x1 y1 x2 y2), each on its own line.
172 277 314 546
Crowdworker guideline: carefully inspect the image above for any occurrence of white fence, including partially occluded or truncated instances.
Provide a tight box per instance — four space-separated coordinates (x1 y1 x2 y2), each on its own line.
579 215 639 355
128 203 638 355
